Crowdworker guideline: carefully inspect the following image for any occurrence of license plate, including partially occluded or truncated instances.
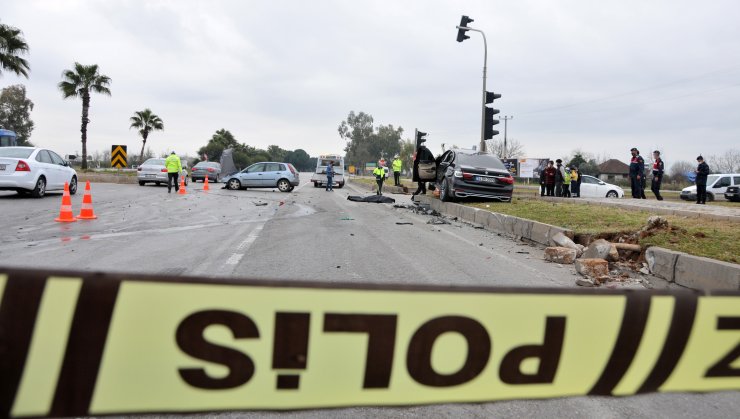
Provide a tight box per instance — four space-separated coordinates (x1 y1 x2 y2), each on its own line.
145 174 156 177
476 176 497 183
0 164 5 171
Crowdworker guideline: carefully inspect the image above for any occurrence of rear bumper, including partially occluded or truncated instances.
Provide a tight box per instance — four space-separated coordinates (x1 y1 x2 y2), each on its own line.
0 172 37 190
137 173 169 182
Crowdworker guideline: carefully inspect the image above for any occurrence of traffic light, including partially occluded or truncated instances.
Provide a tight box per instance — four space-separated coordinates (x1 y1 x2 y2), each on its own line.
416 130 427 148
484 91 501 140
456 15 474 42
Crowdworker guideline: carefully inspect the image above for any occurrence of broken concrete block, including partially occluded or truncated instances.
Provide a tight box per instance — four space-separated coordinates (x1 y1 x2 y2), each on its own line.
575 258 609 278
550 232 578 251
576 277 596 287
544 247 577 264
582 239 617 261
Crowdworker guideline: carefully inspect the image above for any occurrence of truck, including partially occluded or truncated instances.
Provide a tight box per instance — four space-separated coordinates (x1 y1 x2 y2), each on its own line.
311 154 345 188
0 129 18 147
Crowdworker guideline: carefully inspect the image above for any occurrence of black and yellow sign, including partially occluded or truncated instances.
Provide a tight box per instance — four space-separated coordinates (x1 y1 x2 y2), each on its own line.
0 267 738 417
111 145 127 168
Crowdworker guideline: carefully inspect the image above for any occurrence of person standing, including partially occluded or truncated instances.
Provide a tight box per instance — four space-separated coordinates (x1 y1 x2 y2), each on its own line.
629 148 645 199
373 161 385 195
392 155 402 186
539 169 546 197
325 160 334 191
555 159 565 197
570 166 580 198
651 150 664 201
165 151 182 194
562 167 572 197
695 155 710 204
412 144 435 198
544 161 557 196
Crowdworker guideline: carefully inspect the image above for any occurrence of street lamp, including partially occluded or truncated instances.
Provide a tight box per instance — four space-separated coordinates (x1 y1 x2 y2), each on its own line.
456 15 489 153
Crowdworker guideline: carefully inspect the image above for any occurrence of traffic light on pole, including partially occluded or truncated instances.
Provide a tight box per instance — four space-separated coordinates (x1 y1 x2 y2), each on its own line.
416 131 428 148
484 91 501 140
456 15 474 42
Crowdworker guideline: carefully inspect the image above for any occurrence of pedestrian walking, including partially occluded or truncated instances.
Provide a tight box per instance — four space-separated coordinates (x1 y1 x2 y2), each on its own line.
325 160 334 191
629 147 645 199
555 159 565 197
570 166 580 197
695 155 710 204
165 151 182 193
651 150 664 200
373 160 385 195
544 161 556 196
563 167 572 197
392 155 402 186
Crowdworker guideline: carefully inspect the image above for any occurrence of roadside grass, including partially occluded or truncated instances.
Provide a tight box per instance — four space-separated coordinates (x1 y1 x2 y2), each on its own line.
468 198 740 264
512 185 738 207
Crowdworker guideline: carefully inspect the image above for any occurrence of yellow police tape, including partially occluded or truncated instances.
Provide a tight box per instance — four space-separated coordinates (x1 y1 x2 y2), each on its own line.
0 268 738 417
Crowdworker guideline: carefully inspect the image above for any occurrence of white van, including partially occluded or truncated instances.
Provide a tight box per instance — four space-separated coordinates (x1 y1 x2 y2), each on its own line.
311 154 345 188
680 174 740 202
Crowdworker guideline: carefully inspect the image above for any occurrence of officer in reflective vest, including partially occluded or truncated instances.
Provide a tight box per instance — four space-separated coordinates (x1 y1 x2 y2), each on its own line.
373 162 385 195
392 155 403 186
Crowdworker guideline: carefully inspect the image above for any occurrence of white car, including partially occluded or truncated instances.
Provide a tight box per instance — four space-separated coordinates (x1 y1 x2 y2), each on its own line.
578 175 624 198
0 147 78 197
137 158 188 187
680 174 740 202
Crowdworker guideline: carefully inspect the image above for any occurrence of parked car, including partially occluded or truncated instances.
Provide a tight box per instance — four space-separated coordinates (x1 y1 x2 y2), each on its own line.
435 149 514 202
725 185 740 202
223 162 300 192
137 158 188 186
578 175 625 198
191 162 222 183
0 146 78 197
680 174 740 202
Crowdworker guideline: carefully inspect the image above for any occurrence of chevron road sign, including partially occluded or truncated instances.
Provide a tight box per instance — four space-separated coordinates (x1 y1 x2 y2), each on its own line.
111 145 127 168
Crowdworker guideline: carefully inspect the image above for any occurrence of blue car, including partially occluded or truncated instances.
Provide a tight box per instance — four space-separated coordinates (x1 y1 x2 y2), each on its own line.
223 162 300 192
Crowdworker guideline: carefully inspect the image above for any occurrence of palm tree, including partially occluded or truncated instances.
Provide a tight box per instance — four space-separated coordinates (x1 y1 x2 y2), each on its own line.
129 109 164 164
0 22 30 78
58 62 111 169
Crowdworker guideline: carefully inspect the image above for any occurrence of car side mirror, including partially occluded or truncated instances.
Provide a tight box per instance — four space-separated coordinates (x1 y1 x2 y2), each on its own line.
599 181 606 185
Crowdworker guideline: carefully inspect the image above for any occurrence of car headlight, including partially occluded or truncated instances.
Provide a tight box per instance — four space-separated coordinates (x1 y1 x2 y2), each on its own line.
454 170 463 178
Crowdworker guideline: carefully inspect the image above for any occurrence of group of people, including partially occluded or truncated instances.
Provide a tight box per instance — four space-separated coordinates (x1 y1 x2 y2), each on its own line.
365 155 404 196
628 148 666 200
539 159 582 197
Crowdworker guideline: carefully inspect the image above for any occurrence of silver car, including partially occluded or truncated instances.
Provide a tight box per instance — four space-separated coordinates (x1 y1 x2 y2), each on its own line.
137 158 188 186
0 146 78 197
191 161 221 183
223 162 300 192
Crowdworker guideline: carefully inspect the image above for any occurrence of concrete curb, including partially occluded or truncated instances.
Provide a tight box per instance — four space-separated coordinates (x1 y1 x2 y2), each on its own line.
414 195 574 246
646 247 740 290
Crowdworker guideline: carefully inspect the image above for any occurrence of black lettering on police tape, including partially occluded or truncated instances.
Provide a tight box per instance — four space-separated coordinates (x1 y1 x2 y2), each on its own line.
323 313 398 389
499 316 565 385
705 317 740 378
176 310 259 390
407 316 491 387
273 312 311 389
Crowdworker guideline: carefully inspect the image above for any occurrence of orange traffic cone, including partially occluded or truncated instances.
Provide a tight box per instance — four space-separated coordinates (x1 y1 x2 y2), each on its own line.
55 182 77 223
77 181 98 219
178 174 187 195
203 174 210 191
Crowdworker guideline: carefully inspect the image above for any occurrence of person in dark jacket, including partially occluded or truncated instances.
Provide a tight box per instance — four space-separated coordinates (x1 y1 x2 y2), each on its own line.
651 150 664 200
629 148 645 199
412 145 435 197
554 159 565 197
695 155 710 204
543 161 557 196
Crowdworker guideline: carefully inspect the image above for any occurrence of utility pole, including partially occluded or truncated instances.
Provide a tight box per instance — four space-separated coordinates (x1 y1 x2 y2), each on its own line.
456 16 488 153
498 115 513 158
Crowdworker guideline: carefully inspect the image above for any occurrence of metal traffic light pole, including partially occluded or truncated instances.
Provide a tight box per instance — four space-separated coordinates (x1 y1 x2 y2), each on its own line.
457 25 488 152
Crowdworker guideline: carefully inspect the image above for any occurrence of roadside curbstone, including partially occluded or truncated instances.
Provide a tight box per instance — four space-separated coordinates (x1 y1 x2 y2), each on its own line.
674 253 740 290
645 247 681 282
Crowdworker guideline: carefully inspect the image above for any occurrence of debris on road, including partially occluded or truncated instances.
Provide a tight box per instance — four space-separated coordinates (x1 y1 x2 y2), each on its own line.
544 247 577 264
575 258 609 279
396 222 413 225
426 217 449 225
347 195 396 203
253 202 268 206
340 217 354 221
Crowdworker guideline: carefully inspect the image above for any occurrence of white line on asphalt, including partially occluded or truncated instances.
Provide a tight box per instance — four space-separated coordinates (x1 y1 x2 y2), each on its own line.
225 223 265 265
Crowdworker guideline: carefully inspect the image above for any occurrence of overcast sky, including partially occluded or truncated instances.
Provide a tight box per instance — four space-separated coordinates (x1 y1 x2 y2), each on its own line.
2 0 739 166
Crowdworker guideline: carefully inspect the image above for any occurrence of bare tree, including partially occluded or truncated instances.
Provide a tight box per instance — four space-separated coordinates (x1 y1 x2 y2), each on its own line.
669 160 695 180
708 149 740 173
485 138 524 158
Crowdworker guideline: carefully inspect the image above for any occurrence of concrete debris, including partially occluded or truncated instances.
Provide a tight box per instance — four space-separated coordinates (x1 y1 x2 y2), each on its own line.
575 258 610 278
576 277 596 287
639 267 650 275
427 217 450 225
544 247 577 264
582 239 620 262
550 232 579 251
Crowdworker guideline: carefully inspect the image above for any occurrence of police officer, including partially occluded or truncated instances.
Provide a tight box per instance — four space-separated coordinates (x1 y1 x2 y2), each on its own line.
629 148 645 199
392 155 403 186
373 161 385 195
165 151 182 193
651 150 664 201
695 155 710 204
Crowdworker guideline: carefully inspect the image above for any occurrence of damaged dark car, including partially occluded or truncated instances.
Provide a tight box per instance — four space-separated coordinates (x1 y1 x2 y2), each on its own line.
435 149 514 202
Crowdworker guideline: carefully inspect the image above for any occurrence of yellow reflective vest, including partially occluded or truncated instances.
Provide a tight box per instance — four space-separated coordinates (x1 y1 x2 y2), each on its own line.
373 167 384 180
392 158 402 172
165 154 182 173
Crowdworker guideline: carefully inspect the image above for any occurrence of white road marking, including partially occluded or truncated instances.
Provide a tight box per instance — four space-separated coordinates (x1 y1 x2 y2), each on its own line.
226 223 264 265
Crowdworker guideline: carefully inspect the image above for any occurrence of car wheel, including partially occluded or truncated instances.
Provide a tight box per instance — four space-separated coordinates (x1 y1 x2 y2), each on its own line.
69 176 78 195
139 181 145 186
337 182 344 188
184 177 189 186
707 193 715 202
227 179 242 190
31 176 46 198
278 179 291 192
606 190 618 198
440 179 452 202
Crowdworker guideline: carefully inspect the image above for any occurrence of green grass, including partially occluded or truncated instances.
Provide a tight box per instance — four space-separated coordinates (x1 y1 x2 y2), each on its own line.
468 198 740 264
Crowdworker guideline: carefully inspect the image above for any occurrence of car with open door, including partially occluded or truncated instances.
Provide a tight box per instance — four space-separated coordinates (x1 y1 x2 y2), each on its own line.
435 149 513 202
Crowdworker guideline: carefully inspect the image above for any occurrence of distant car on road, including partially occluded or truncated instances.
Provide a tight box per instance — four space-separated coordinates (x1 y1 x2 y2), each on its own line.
435 149 514 202
311 154 345 188
0 146 78 197
725 185 740 202
137 157 189 186
578 175 625 198
223 162 299 192
191 162 221 183
680 174 740 202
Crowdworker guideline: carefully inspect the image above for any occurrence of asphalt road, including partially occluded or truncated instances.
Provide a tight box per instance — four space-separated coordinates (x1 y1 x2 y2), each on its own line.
1 175 737 418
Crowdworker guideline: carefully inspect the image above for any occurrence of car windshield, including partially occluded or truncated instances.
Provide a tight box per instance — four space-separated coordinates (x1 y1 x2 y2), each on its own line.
144 159 166 166
0 148 33 158
457 153 506 170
